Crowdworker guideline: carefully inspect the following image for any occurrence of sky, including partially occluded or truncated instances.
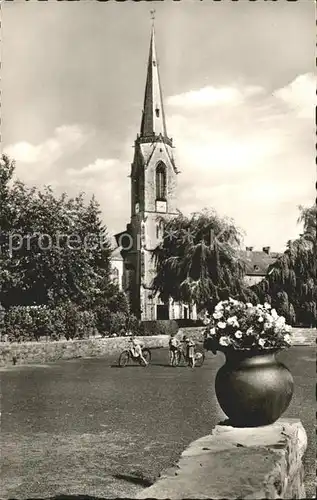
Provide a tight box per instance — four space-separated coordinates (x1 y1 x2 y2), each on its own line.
2 0 315 251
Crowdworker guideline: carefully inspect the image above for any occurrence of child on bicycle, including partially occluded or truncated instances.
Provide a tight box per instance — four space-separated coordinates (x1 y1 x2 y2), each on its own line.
169 335 180 365
129 335 148 366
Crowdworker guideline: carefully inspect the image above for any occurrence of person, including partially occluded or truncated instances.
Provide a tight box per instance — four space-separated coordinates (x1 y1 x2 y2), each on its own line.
186 337 196 368
129 335 148 366
169 335 180 365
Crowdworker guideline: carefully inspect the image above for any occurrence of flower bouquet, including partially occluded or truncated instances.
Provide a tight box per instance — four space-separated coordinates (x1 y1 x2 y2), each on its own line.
203 299 294 425
203 298 292 353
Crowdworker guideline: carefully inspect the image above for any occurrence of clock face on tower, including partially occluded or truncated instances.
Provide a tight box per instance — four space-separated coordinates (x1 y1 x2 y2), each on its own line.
156 200 167 213
135 202 140 214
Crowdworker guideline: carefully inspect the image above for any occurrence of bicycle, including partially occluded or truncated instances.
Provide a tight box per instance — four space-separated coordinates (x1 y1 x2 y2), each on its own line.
172 344 205 368
118 346 152 367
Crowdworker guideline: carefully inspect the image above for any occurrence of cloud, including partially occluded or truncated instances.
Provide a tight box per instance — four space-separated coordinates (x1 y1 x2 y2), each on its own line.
64 156 130 237
66 158 120 177
4 125 88 167
273 73 315 119
167 84 264 109
166 74 315 250
3 75 313 253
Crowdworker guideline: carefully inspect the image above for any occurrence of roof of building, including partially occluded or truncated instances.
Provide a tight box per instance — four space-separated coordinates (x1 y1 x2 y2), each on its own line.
111 246 123 261
239 250 281 276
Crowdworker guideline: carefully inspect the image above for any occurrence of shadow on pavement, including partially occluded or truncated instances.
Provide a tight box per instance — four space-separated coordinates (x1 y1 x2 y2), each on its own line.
113 472 155 486
110 364 148 368
152 362 189 368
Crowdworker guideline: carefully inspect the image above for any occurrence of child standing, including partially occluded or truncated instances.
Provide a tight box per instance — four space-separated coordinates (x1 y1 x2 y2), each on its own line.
169 335 180 366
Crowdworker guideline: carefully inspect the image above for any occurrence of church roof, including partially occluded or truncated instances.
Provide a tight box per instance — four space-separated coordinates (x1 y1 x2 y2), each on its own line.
239 249 281 276
111 246 123 261
140 25 168 139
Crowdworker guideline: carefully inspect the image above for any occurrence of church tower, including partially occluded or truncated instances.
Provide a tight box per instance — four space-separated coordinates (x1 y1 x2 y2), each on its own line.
116 23 179 321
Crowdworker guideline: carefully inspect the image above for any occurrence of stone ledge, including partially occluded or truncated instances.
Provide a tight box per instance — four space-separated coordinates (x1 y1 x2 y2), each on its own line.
136 418 307 499
0 335 169 366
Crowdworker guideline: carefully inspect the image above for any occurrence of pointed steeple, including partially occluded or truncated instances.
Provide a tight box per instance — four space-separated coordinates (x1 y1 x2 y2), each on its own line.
140 24 168 140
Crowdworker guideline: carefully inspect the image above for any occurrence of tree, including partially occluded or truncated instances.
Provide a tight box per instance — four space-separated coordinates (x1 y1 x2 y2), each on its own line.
252 204 316 326
152 209 256 313
0 155 115 310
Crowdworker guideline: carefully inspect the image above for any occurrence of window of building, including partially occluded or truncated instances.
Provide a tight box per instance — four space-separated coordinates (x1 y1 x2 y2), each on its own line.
156 162 166 201
155 107 160 117
157 304 169 320
183 306 188 320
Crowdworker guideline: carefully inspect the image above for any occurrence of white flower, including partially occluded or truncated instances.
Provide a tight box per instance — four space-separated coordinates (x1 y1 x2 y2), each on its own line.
219 336 230 346
209 327 216 336
263 322 272 331
246 303 253 308
234 330 243 339
271 309 278 319
227 316 237 325
227 316 239 328
217 321 227 329
258 338 266 348
246 327 254 335
285 325 292 333
215 302 224 311
276 316 285 326
213 311 223 319
264 302 271 310
284 334 292 344
258 316 264 323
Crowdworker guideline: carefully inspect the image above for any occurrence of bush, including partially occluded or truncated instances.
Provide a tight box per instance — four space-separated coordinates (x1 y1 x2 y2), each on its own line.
140 320 179 337
0 303 5 337
176 318 204 328
4 306 38 341
1 302 98 341
126 314 143 335
108 311 128 336
1 304 181 341
76 310 97 339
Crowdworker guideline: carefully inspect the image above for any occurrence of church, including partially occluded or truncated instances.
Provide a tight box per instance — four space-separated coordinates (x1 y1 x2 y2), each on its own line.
110 24 279 321
112 24 197 322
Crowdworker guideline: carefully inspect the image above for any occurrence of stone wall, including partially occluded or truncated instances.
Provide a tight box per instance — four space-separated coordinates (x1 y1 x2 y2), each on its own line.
0 327 314 367
0 335 169 367
136 418 307 499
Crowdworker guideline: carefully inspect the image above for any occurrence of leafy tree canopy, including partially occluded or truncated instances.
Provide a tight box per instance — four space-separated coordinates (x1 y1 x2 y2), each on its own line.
0 155 124 313
152 209 257 312
252 204 316 326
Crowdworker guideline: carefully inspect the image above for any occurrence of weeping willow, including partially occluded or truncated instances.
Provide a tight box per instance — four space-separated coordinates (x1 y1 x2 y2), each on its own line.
152 209 257 313
252 205 316 326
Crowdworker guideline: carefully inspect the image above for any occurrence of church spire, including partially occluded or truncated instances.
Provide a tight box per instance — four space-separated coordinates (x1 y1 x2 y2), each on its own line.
140 20 168 140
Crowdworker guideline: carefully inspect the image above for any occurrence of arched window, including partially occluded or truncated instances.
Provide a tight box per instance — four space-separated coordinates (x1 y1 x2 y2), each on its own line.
156 162 166 200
